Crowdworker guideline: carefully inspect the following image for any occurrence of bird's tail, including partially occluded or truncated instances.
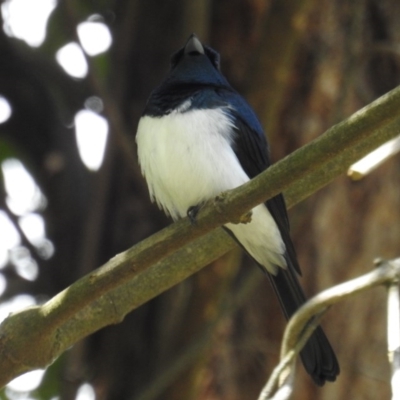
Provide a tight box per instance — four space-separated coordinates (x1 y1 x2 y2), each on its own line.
268 267 340 385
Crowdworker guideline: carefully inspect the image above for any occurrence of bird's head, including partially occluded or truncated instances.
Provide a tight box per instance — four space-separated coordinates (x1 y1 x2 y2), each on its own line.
165 34 229 87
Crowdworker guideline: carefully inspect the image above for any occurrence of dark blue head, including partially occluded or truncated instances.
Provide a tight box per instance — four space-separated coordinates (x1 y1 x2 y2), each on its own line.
144 35 261 119
164 34 230 87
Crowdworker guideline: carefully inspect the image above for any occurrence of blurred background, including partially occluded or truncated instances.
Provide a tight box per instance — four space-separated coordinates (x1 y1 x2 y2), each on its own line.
0 0 400 399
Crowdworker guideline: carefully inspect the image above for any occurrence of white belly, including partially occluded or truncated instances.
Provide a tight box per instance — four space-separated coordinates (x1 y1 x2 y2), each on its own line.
136 108 286 273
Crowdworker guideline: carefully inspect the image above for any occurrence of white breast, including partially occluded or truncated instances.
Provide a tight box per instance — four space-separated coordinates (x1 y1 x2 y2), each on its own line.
136 107 286 273
136 108 245 219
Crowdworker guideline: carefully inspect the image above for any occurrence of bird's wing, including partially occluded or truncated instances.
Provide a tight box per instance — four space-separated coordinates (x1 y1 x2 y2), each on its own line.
187 88 339 384
226 96 340 384
223 93 301 275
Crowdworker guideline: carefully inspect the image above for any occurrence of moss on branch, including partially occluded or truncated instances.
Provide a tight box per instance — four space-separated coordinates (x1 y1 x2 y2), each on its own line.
1 84 400 387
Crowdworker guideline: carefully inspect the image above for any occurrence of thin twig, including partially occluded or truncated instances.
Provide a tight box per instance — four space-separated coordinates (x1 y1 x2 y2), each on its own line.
258 314 324 400
283 259 400 355
257 258 400 399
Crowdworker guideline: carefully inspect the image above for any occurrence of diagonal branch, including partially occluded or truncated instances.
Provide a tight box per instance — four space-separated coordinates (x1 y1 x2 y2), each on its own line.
1 84 400 387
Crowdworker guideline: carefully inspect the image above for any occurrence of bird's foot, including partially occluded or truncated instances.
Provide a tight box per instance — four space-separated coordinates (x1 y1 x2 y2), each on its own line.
187 205 201 225
238 210 253 224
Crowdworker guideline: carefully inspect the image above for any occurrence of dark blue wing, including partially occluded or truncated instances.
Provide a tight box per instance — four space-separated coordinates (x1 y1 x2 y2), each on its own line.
223 93 339 384
222 91 301 275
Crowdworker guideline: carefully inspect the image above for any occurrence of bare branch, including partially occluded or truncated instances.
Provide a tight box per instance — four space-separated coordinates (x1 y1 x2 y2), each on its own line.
258 258 400 398
258 314 325 400
1 84 400 387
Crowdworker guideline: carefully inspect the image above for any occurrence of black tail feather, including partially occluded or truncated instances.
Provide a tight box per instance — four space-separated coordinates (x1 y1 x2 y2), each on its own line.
222 225 339 384
268 267 339 385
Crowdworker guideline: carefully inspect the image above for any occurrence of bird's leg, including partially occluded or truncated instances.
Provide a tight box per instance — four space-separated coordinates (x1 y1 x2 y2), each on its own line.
187 204 202 225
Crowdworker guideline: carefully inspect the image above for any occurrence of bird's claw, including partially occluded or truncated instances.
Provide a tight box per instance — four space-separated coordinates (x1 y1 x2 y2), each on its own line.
187 205 201 225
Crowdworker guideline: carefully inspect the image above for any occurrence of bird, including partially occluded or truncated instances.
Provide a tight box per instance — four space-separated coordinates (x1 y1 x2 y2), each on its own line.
136 34 339 385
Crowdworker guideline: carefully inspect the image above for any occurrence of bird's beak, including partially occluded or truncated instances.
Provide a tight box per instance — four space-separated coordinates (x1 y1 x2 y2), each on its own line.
184 34 204 55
